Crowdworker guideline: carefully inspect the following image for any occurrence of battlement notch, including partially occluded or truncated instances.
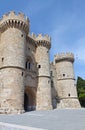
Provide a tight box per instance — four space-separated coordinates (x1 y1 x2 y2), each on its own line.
54 52 74 63
32 33 51 49
0 11 29 33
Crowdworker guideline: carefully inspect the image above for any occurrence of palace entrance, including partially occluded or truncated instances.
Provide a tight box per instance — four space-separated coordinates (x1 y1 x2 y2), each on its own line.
24 87 36 112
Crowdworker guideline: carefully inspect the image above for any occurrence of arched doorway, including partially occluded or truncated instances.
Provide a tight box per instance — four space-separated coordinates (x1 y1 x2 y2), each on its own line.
24 87 36 112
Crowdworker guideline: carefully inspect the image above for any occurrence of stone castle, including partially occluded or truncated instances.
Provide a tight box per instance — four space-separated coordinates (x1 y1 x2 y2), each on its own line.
0 11 80 114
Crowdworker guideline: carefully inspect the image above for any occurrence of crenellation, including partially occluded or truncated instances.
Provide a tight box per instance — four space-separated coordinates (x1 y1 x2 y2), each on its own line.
0 11 29 24
35 34 51 49
28 33 51 49
54 52 74 63
28 33 36 41
18 12 25 18
31 32 36 39
30 33 51 42
36 33 51 42
0 11 29 34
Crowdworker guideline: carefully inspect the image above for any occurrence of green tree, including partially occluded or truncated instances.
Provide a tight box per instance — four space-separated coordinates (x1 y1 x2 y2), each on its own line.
77 77 85 107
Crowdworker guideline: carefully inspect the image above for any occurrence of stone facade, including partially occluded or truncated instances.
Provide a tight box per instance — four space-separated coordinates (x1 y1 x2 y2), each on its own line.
0 11 80 114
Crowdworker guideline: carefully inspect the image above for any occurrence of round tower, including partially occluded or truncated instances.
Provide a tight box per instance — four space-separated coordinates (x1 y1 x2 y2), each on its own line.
35 34 52 110
54 52 80 108
0 11 29 114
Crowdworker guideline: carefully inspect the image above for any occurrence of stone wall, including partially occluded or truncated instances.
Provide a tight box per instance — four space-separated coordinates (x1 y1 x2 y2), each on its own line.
50 62 58 109
0 11 29 114
25 36 38 88
0 68 25 114
35 45 52 110
54 53 81 108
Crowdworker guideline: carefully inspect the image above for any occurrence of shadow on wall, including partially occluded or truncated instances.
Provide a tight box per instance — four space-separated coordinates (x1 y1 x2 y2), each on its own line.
50 70 60 109
24 87 37 112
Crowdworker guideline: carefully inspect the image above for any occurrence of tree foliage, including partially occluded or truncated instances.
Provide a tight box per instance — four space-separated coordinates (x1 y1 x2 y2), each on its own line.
77 77 85 107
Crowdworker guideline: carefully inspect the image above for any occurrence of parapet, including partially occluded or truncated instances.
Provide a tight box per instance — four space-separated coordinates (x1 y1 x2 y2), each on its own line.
54 52 74 63
0 11 29 33
30 33 51 49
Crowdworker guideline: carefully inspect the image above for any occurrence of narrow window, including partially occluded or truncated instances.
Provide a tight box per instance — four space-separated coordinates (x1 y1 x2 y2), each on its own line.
2 58 4 62
38 65 41 68
48 80 50 84
28 62 30 70
63 74 65 77
26 61 31 70
22 72 24 76
68 93 70 97
26 61 28 69
51 80 53 87
21 34 23 37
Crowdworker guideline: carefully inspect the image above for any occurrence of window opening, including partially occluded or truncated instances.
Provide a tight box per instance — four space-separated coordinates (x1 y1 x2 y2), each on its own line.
2 58 4 62
68 93 70 97
48 80 50 84
38 65 41 68
21 34 23 37
28 62 31 70
63 74 65 77
26 61 31 70
51 80 53 88
22 72 24 76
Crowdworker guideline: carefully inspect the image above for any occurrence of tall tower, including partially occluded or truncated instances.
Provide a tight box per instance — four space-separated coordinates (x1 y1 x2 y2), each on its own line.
35 34 52 110
54 53 80 108
0 11 29 114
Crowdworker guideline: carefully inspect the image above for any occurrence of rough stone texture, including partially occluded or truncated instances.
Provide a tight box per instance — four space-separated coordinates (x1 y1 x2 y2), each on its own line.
0 11 80 114
0 12 28 114
54 54 80 108
0 68 25 114
50 62 58 109
35 46 52 110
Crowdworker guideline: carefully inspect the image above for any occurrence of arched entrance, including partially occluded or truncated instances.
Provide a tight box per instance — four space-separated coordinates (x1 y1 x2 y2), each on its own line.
24 87 36 112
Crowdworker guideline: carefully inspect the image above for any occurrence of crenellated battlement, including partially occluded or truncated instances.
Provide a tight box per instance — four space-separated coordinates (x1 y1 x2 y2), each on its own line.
0 11 29 33
54 52 74 63
36 33 51 42
30 33 51 49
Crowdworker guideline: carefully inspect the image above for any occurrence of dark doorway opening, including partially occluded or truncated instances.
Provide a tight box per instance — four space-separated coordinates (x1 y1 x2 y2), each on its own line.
24 93 29 112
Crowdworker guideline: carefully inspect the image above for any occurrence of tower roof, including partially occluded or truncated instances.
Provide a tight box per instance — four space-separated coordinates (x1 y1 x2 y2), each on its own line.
54 52 74 63
0 11 29 33
30 33 51 49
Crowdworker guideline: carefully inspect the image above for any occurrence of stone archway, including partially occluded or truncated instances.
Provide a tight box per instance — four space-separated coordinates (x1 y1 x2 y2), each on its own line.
24 87 36 112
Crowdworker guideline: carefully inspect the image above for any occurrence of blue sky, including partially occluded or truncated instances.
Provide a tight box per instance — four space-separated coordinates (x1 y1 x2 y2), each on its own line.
0 0 85 79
